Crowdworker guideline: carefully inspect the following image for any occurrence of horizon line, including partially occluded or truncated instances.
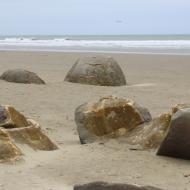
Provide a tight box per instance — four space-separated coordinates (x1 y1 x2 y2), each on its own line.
0 34 190 37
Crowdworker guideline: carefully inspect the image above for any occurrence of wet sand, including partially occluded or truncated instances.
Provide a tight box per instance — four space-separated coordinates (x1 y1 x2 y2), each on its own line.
0 51 190 190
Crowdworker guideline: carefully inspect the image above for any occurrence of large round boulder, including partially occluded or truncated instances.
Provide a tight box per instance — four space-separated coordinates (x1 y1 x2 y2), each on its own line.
64 56 126 86
157 108 190 160
75 96 152 144
0 69 45 84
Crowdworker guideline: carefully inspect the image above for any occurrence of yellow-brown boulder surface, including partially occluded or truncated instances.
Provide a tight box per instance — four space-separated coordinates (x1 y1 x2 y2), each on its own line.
112 103 190 150
0 128 22 162
124 113 171 149
0 105 29 128
0 105 57 163
172 103 190 114
6 119 58 151
75 96 152 144
120 104 190 150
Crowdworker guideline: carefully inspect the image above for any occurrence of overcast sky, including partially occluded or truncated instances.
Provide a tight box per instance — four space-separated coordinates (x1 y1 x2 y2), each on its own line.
0 0 189 35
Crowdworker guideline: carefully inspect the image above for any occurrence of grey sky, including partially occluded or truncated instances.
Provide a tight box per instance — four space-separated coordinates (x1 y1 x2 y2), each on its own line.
0 0 189 35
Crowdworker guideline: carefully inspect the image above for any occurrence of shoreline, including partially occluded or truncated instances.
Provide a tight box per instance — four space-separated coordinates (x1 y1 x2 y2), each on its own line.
1 49 190 55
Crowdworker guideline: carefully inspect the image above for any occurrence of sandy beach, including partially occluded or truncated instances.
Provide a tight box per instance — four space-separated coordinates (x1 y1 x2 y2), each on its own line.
0 51 190 190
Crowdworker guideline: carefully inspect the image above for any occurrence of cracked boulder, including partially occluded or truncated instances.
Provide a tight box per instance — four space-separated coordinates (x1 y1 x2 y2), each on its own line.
0 128 22 162
75 96 152 144
6 119 58 151
0 105 57 152
64 56 126 86
0 69 45 84
0 105 29 128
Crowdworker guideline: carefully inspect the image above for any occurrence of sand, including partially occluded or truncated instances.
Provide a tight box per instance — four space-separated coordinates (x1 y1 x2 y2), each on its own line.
0 51 190 190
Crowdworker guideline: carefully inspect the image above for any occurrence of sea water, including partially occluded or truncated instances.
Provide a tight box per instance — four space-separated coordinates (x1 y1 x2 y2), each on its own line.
0 35 190 54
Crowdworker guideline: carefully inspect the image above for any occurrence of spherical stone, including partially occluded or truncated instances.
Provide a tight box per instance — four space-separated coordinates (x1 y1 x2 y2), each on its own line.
65 56 126 86
0 69 45 84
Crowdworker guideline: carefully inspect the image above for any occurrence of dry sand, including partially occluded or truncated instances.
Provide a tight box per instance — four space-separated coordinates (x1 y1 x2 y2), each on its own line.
0 51 190 190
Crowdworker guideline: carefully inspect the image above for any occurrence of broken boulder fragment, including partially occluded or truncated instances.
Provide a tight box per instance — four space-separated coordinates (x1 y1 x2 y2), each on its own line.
65 56 126 86
0 105 57 153
171 103 190 114
75 96 152 144
157 108 190 160
124 113 171 149
0 69 45 84
0 105 29 128
6 119 58 151
0 128 22 162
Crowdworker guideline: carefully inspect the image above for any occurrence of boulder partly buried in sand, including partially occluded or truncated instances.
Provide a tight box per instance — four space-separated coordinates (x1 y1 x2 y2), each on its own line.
157 108 190 160
0 105 57 152
126 103 190 150
6 119 58 151
75 96 152 144
65 56 126 86
124 113 171 149
0 128 22 162
0 69 45 84
74 181 163 190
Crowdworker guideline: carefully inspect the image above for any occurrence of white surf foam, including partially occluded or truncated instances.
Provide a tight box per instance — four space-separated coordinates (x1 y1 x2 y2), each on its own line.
1 37 190 54
1 38 190 49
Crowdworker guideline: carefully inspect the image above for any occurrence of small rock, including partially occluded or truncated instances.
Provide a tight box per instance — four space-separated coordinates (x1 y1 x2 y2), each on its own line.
184 173 190 178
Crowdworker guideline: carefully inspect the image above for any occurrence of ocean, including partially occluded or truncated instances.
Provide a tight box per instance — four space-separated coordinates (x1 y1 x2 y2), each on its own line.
0 35 190 54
